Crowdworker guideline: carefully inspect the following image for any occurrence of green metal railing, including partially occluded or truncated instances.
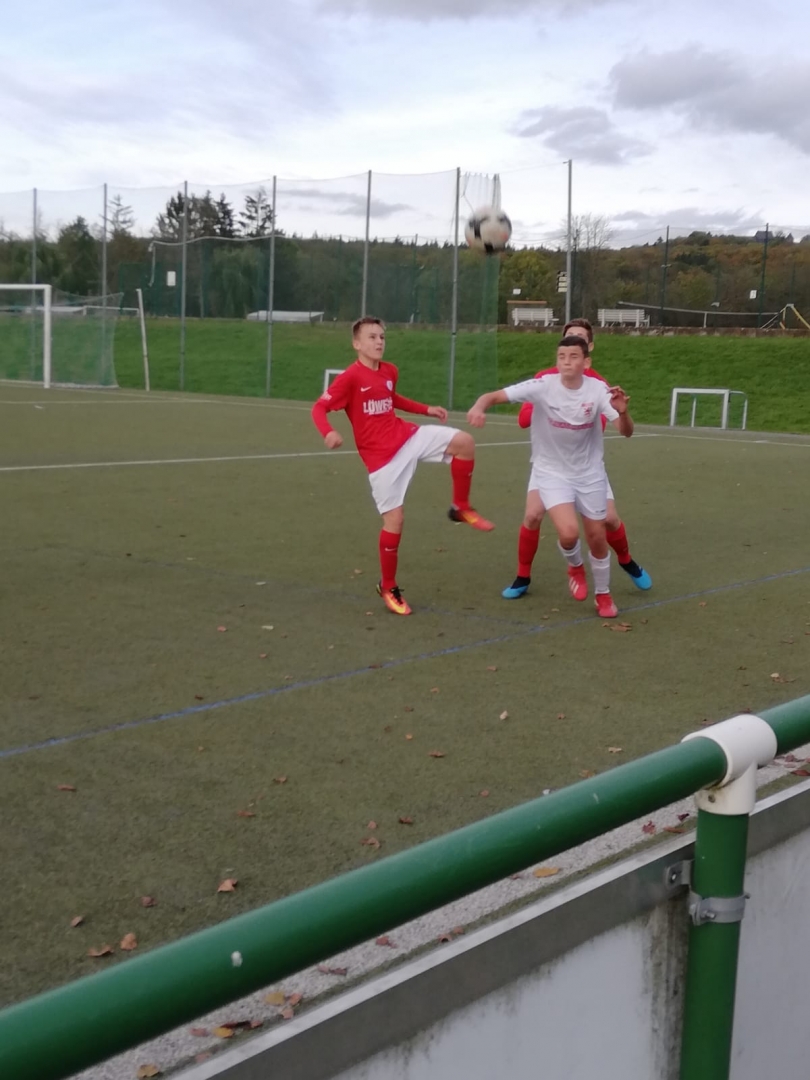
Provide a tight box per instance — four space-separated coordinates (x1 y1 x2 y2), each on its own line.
1 696 809 1080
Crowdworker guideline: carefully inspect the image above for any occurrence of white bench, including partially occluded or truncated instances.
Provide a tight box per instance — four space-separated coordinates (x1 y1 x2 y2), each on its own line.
511 307 557 327
669 388 749 431
598 308 650 327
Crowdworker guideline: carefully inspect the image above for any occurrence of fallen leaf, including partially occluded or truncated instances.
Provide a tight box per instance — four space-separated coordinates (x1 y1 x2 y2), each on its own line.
430 687 440 694
486 666 498 672
791 768 810 777
770 672 781 680
261 625 274 631
353 569 364 575
360 837 381 849
640 618 649 625
318 965 348 976
398 816 414 825
533 867 560 878
438 932 453 943
57 784 77 792
677 813 691 822
70 916 84 928
785 753 799 762
608 746 623 754
212 1027 235 1039
606 622 632 632
698 601 707 608
579 769 596 778
287 993 303 1007
237 810 256 818
428 750 445 758
499 710 509 720
273 776 288 784
217 626 227 633
217 878 238 893
119 933 138 951
375 935 396 947
248 1020 264 1030
264 992 286 1006
452 926 465 936
190 1027 209 1037
194 694 204 701
137 1067 161 1079
479 789 490 797
404 706 414 712
642 821 656 835
367 820 378 830
365 611 374 616
664 826 685 834
509 873 524 880
88 945 114 958
405 733 414 740
195 1054 212 1064
557 713 566 720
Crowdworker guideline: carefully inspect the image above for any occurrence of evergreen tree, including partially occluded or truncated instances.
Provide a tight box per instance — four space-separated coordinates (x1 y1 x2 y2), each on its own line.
239 187 274 237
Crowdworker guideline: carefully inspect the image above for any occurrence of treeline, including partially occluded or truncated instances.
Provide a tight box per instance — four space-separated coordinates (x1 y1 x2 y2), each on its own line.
1 189 809 324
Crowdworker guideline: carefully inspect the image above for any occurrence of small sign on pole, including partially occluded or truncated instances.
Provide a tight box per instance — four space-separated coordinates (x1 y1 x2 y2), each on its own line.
557 272 568 293
749 289 757 300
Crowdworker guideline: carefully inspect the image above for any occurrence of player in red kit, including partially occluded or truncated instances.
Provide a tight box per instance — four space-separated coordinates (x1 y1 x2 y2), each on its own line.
311 317 494 616
505 317 651 599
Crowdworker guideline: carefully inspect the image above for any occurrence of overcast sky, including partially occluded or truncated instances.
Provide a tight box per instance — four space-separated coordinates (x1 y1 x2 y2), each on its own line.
2 0 809 245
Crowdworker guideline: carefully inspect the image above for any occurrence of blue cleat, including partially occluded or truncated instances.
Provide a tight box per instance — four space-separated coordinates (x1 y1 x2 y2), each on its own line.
620 560 652 590
502 577 530 599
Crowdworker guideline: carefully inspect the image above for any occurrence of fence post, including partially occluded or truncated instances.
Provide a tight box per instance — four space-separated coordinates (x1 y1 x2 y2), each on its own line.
448 167 460 410
679 715 777 1080
265 175 277 398
565 159 573 325
757 224 769 329
659 224 670 328
180 180 189 391
101 183 108 362
361 170 371 316
31 188 38 381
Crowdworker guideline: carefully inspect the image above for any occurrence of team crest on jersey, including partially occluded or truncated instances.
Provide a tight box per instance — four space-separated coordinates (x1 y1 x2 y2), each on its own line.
386 380 393 391
582 402 594 418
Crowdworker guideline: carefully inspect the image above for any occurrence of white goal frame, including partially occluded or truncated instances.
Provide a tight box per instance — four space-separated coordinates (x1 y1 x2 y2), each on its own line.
0 283 53 388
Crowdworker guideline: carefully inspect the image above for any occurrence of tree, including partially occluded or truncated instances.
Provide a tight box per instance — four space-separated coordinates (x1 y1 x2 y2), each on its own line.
108 194 135 237
55 216 98 295
239 187 273 237
215 194 236 239
153 190 220 241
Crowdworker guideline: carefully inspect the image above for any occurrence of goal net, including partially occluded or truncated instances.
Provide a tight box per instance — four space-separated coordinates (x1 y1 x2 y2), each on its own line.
0 285 122 388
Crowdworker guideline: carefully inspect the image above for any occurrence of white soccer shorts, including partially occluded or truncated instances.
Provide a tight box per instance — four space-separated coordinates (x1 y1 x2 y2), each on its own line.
528 467 608 521
369 425 458 514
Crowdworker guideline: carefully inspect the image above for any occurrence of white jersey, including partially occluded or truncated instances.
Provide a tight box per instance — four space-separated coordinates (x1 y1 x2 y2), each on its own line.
504 373 618 481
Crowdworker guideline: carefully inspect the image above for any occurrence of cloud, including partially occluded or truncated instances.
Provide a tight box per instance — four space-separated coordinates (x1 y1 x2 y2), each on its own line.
607 206 767 244
513 105 652 165
317 0 625 17
610 46 810 155
287 188 413 218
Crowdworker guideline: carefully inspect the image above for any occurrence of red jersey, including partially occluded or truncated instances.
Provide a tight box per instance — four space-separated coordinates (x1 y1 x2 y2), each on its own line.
518 366 609 430
311 359 430 473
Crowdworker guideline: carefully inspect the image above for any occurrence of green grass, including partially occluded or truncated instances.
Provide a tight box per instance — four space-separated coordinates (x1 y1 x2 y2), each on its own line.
1 383 810 1007
111 318 810 432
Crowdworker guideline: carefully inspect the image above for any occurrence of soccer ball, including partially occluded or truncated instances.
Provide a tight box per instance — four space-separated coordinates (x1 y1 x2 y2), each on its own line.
464 206 512 253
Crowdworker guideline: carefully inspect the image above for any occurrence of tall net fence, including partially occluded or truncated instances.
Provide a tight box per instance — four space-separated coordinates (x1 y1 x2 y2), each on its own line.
2 170 809 404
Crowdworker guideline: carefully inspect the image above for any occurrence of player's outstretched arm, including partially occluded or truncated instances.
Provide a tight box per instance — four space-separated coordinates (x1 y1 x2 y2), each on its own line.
467 389 509 428
608 386 634 438
392 392 432 417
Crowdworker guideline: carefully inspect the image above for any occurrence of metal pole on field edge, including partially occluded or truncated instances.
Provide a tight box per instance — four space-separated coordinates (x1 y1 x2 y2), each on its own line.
361 169 371 316
265 175 277 398
180 180 188 390
32 188 37 285
678 810 750 1080
565 159 573 325
31 188 38 381
659 225 670 328
756 223 769 329
448 167 460 410
135 288 150 391
101 183 108 363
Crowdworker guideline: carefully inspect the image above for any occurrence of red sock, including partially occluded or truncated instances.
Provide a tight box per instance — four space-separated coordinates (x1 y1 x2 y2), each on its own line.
379 530 401 590
451 457 474 511
606 522 631 564
517 525 540 578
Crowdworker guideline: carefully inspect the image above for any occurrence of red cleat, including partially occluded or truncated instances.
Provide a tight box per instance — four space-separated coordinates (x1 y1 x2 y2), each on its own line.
448 506 495 531
377 583 412 616
567 565 588 601
595 592 618 619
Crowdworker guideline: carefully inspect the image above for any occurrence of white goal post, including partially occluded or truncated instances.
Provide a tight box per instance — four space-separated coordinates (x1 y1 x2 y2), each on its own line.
669 387 749 431
0 283 52 387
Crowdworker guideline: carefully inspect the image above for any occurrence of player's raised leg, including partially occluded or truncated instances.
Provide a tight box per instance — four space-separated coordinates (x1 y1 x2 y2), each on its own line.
546 502 588 601
376 505 411 615
503 490 545 599
582 515 618 618
605 500 652 590
445 431 494 531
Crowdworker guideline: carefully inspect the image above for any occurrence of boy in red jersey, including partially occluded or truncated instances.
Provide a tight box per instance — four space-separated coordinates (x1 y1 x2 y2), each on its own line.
508 317 651 598
312 317 494 616
468 336 633 619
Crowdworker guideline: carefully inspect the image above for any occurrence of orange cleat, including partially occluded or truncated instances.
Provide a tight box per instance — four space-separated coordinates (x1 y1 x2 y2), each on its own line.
447 506 495 532
377 582 412 616
567 565 588 601
594 592 618 619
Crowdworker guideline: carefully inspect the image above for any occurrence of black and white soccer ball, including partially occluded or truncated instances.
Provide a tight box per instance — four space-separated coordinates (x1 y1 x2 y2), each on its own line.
464 206 512 253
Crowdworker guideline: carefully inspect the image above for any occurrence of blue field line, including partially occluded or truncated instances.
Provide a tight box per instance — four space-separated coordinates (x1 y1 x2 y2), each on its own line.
2 564 809 763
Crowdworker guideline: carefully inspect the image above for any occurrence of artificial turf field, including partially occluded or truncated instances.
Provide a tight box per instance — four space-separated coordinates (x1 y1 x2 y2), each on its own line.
1 382 810 1008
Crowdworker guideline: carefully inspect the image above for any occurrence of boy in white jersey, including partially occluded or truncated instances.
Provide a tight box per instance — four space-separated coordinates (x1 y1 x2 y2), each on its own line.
467 336 634 618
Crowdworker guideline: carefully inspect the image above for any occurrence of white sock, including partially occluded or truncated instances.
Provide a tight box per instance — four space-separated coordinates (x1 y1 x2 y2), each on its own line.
589 552 611 594
558 539 583 568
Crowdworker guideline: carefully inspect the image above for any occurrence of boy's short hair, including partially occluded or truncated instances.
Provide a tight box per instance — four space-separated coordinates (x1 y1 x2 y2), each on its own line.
563 317 594 343
352 315 385 337
558 334 590 356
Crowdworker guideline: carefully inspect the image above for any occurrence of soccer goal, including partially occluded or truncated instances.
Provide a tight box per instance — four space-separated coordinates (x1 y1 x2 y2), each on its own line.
0 284 132 389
